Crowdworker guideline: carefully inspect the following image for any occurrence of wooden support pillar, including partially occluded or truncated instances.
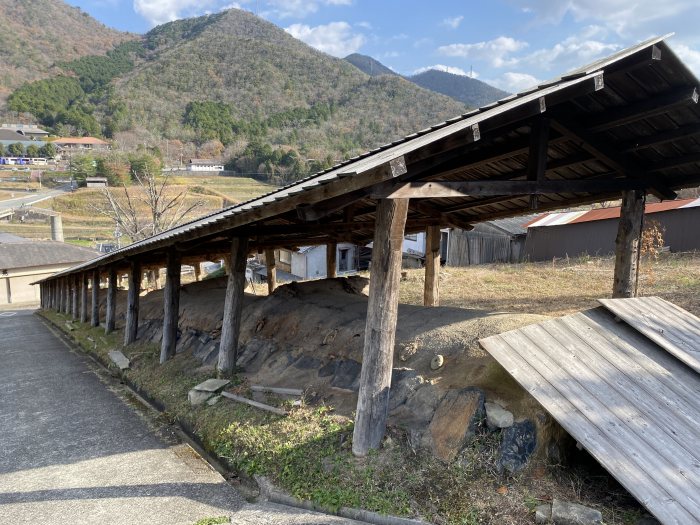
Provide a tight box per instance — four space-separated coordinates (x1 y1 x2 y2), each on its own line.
217 237 249 376
105 266 117 334
613 189 645 298
80 272 88 323
71 275 79 319
424 225 441 307
91 268 100 327
160 250 181 364
124 260 142 346
59 279 66 313
194 263 201 282
265 248 276 294
326 242 337 278
353 198 409 457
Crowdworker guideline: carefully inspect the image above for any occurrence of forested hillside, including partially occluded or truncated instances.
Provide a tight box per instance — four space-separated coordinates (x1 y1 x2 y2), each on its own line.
0 0 134 104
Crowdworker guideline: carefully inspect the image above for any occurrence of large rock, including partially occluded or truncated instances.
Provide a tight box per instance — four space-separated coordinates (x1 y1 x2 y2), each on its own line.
551 499 602 525
427 387 485 461
485 402 514 430
188 389 214 406
193 378 230 392
389 368 423 411
535 504 552 524
322 359 362 391
498 419 536 474
108 350 130 371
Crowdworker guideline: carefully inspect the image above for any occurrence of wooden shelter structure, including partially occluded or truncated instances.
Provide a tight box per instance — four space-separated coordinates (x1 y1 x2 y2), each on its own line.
37 36 700 456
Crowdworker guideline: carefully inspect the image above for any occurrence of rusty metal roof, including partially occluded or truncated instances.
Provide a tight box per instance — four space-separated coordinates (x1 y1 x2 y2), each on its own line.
40 34 700 281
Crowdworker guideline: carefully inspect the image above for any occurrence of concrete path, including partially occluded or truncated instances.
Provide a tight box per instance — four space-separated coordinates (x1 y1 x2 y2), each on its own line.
0 310 364 525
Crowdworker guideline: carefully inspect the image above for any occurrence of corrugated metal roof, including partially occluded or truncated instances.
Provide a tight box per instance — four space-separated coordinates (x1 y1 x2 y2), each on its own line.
480 302 700 525
40 34 700 282
526 198 700 228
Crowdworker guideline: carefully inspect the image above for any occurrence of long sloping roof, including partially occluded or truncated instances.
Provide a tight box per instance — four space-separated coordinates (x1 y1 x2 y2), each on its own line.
480 302 700 525
0 241 98 270
41 34 700 281
525 197 700 227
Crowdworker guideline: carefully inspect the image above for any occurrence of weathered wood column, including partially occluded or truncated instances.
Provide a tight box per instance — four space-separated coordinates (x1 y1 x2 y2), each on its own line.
265 248 276 294
105 266 117 334
353 198 409 457
613 190 645 298
80 273 89 323
327 242 337 278
59 279 66 313
124 260 142 345
218 237 249 376
194 263 201 282
91 268 100 327
424 225 441 307
71 275 79 319
160 250 181 364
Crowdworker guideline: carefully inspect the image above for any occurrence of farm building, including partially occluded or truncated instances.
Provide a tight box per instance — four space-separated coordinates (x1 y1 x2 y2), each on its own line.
524 197 700 260
187 159 224 172
1 123 49 139
86 177 108 188
271 243 358 280
35 37 700 523
0 234 97 306
0 129 46 150
52 137 110 151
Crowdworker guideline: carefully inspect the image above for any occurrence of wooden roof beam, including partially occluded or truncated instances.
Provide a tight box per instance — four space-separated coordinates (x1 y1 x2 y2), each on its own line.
584 86 699 134
549 119 676 200
619 122 700 153
526 116 550 209
372 179 647 199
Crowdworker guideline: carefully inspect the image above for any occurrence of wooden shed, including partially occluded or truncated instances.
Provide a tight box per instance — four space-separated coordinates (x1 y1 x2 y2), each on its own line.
37 35 700 458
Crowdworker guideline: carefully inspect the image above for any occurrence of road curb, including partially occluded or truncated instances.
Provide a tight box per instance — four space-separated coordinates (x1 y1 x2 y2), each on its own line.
36 312 432 525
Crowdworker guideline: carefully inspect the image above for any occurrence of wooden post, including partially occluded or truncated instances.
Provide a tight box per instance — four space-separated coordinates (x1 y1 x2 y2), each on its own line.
613 189 645 298
217 237 248 376
59 279 66 313
105 266 117 334
91 268 100 327
80 272 88 323
124 260 142 346
72 275 79 319
160 250 181 364
352 198 408 457
265 248 277 294
424 225 441 307
194 263 201 282
326 242 337 278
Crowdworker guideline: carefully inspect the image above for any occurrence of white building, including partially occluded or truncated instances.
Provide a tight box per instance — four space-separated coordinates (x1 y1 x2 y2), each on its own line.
187 159 224 172
271 243 358 280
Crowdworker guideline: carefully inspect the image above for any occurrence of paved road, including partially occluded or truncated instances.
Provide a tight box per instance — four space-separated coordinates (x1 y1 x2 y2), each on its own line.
0 310 364 525
0 184 71 216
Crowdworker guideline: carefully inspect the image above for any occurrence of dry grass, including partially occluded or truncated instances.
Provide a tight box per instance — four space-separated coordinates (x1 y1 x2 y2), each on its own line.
399 252 700 318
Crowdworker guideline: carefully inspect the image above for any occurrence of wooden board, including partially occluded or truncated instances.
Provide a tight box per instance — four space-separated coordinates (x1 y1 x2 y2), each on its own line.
599 296 700 374
480 307 700 525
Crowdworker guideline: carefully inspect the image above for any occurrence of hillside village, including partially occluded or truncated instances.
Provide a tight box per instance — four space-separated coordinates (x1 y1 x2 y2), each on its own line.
1 2 700 525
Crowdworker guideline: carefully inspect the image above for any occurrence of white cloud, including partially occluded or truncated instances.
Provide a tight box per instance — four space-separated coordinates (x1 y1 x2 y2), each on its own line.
266 0 352 18
442 15 464 29
513 0 696 35
521 35 620 72
675 43 700 76
413 64 472 77
285 22 365 57
438 36 528 67
486 72 541 93
133 0 216 26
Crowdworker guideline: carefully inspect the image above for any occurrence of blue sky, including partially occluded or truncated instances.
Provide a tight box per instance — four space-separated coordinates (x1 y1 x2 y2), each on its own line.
66 0 700 93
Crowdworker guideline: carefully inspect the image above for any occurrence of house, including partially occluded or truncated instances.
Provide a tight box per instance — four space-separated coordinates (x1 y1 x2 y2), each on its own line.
0 234 98 306
86 177 108 188
187 159 224 172
1 123 49 139
447 215 539 266
52 137 110 151
400 230 449 267
523 198 700 261
272 243 358 280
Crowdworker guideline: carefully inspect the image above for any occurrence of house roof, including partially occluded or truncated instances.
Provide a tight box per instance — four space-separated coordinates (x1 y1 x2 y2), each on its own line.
0 232 29 243
479 215 540 236
38 35 700 282
525 197 700 228
188 159 221 165
0 129 34 142
51 137 109 145
0 241 98 270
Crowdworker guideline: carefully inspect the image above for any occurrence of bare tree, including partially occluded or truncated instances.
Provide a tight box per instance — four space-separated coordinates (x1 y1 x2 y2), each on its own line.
92 170 205 243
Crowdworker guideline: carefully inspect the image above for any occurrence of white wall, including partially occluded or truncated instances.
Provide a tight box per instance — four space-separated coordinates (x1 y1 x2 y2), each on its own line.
402 232 426 257
290 243 357 279
0 263 76 306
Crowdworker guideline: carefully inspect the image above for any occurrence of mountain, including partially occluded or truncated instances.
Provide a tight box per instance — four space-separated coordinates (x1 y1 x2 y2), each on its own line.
344 54 398 77
108 9 466 165
409 69 510 108
0 0 134 103
343 54 510 109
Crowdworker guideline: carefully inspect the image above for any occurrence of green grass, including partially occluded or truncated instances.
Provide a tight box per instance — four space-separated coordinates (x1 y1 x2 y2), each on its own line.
192 517 230 525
